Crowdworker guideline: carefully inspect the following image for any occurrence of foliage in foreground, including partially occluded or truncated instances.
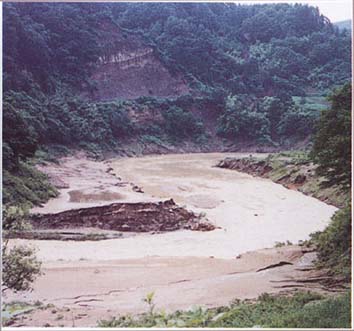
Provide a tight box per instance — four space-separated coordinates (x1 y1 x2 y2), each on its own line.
2 301 42 326
98 291 351 328
311 205 352 281
2 246 42 293
2 207 42 293
3 161 58 208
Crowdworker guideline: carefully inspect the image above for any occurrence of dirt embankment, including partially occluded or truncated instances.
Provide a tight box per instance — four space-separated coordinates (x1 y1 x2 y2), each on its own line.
7 199 214 241
217 156 347 208
29 199 214 233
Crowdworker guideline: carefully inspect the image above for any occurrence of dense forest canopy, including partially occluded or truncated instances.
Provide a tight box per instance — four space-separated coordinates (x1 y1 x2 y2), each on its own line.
5 3 350 95
3 3 352 207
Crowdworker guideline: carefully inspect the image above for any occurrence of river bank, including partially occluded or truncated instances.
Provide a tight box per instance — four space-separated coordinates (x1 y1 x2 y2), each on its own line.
3 152 339 327
217 153 348 208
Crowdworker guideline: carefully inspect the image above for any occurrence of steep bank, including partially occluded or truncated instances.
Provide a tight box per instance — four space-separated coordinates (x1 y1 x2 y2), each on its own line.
217 154 348 208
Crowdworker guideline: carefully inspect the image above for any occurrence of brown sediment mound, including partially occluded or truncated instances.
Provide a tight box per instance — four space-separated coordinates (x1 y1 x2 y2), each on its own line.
29 199 215 233
43 173 70 189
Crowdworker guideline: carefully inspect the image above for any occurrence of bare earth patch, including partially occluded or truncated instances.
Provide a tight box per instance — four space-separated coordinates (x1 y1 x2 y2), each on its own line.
4 153 338 327
4 246 339 328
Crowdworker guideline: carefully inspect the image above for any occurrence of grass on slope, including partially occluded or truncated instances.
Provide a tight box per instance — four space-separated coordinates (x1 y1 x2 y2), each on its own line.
262 151 349 208
98 291 351 328
3 161 58 208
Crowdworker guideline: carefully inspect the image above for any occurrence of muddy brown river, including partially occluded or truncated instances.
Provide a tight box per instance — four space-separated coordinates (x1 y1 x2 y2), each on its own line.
5 153 337 327
21 153 336 260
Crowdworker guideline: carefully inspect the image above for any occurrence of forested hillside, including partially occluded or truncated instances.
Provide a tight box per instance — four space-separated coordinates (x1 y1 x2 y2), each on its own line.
2 4 352 327
3 2 351 206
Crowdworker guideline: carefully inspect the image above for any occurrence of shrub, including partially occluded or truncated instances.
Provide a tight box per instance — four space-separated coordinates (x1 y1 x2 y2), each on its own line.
98 291 351 328
2 207 42 294
311 205 351 280
162 106 204 139
3 162 58 208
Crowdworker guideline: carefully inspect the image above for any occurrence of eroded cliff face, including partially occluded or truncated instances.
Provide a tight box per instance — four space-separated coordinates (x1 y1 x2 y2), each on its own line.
86 20 189 100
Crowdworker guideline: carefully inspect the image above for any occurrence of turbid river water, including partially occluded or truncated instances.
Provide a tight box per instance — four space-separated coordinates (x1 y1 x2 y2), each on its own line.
23 153 336 260
5 153 337 327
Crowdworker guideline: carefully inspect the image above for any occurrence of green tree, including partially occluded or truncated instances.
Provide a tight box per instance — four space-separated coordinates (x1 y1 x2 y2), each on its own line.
2 246 42 293
3 101 38 168
2 207 42 293
217 95 271 142
311 83 351 188
163 106 204 139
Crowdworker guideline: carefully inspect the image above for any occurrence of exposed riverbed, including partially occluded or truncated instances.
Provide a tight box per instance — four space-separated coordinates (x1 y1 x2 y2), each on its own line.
19 153 336 260
4 153 337 327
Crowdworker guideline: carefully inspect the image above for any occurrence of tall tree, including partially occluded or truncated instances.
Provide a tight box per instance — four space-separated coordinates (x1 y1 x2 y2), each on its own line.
311 83 352 189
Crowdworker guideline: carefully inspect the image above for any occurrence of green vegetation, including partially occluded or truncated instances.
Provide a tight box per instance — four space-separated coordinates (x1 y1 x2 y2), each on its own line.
2 301 39 326
311 83 352 189
2 207 42 293
220 152 348 208
122 3 350 94
311 206 351 281
3 162 58 208
2 4 352 327
99 291 351 328
4 3 351 158
162 106 204 140
2 245 42 293
309 84 351 281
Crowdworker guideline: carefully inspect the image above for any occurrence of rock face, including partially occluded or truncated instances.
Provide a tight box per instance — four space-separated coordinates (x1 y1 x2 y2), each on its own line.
29 199 215 233
84 20 189 100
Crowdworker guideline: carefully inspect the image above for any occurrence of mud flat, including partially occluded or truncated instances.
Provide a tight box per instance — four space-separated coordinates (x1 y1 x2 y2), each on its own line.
6 246 334 328
4 153 337 327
